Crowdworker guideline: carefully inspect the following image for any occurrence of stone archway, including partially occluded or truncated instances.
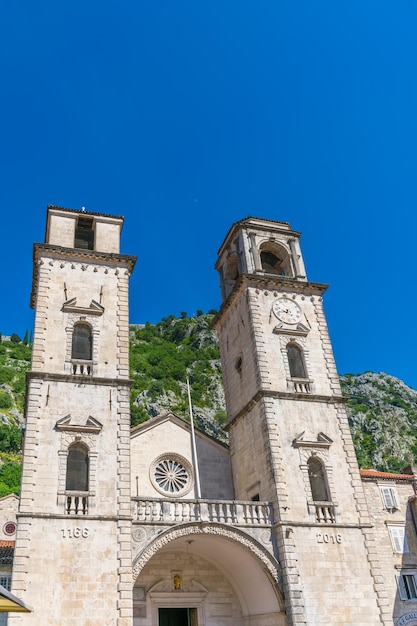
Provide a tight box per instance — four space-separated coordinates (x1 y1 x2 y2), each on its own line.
132 523 286 626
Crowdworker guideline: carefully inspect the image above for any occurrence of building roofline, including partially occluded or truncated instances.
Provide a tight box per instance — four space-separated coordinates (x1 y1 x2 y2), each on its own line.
360 469 415 482
130 410 229 450
216 216 301 258
47 204 124 221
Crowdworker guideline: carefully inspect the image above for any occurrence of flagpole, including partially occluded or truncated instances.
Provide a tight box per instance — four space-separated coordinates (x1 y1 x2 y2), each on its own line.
187 376 201 499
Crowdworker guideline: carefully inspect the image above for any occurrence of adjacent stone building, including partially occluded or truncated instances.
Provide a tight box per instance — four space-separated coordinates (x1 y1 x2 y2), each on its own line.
4 207 417 625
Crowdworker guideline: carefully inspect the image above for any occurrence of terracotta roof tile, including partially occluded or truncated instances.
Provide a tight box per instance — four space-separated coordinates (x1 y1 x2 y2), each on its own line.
360 469 414 481
0 542 14 566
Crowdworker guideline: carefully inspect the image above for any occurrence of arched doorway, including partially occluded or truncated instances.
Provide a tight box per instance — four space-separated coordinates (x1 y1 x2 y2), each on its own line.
132 523 286 626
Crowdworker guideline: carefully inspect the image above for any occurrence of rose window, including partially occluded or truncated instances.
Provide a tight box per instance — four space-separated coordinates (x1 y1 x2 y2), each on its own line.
3 522 16 536
150 454 193 497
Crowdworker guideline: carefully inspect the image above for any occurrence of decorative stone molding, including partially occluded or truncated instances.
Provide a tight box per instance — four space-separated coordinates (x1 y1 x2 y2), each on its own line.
297 446 338 522
55 414 103 434
292 431 333 450
57 429 99 513
132 522 282 588
64 312 101 375
62 297 105 316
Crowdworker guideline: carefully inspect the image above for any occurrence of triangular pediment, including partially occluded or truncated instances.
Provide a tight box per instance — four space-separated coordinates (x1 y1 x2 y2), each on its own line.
317 432 333 444
273 322 309 336
55 414 103 433
292 431 333 448
130 410 229 451
89 299 104 312
62 298 105 315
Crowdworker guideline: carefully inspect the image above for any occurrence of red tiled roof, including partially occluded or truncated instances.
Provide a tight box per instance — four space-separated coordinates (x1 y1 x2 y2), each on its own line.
360 469 414 481
0 541 14 566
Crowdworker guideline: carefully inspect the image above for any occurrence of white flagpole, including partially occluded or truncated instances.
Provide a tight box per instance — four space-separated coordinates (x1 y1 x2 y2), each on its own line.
187 376 201 499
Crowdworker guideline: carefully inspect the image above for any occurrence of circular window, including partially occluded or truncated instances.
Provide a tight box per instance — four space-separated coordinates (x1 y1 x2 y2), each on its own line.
3 522 16 536
150 454 193 497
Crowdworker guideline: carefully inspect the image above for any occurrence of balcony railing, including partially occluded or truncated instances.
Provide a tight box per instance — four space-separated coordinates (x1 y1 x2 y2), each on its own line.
70 360 93 376
288 378 312 394
310 501 336 523
65 492 89 515
132 498 273 527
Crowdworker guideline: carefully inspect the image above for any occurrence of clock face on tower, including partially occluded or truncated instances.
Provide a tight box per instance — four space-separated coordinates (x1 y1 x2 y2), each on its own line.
273 298 302 324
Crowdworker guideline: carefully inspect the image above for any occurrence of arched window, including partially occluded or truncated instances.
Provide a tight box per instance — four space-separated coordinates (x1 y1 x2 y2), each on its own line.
225 254 239 281
66 443 89 492
287 343 307 379
308 457 330 502
71 323 92 361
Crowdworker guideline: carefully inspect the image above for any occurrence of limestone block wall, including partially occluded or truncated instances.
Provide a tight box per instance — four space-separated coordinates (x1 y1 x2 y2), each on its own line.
95 220 121 253
216 285 342 422
47 213 75 248
0 495 18 539
13 517 120 625
215 298 259 421
195 435 234 500
293 525 381 625
46 207 122 254
19 378 127 516
31 253 131 379
228 395 366 525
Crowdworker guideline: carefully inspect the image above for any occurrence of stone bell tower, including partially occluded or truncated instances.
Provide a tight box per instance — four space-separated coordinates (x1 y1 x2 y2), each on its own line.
213 218 384 626
10 205 136 625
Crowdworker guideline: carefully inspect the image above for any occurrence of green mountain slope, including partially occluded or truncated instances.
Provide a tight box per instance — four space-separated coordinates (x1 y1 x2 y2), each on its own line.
0 337 31 496
1 315 417 499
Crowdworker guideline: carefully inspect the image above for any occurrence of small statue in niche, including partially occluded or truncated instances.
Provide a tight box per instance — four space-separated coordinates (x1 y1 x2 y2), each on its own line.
174 574 181 590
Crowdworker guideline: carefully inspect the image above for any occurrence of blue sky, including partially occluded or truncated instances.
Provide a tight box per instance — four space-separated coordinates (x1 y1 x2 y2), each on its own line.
1 1 416 389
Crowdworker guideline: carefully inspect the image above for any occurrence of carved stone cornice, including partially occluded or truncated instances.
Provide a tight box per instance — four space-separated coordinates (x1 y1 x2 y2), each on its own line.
30 243 137 308
225 389 347 431
26 371 133 387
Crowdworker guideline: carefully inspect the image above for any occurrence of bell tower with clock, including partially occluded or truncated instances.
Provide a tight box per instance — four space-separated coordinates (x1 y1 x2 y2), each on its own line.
213 217 384 626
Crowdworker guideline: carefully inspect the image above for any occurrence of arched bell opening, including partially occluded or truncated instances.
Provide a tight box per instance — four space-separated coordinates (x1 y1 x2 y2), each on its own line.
132 524 286 626
221 253 240 299
259 242 293 277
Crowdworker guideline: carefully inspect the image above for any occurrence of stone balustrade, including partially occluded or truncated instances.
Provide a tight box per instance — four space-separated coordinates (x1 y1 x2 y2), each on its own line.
132 497 273 527
66 492 89 515
69 360 93 375
288 378 312 393
311 501 336 523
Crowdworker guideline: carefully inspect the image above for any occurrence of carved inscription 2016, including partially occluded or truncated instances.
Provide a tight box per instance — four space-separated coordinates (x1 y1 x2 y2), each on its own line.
316 532 341 544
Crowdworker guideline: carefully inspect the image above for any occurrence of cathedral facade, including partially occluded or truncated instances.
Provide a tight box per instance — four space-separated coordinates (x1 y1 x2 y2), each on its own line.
3 206 417 625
